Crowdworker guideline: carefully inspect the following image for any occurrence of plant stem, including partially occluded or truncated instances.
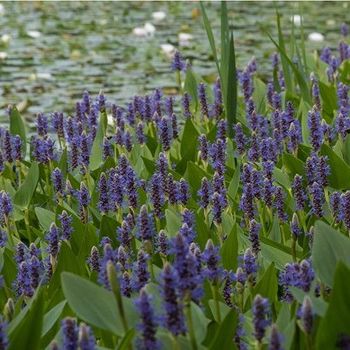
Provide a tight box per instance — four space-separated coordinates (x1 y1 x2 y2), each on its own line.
185 302 198 350
211 284 221 323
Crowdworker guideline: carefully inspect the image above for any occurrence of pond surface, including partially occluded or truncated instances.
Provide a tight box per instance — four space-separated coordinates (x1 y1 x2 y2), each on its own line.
0 1 348 123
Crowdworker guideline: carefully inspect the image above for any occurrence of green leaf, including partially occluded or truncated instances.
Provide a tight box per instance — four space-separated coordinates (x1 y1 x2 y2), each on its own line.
35 207 55 232
90 111 107 170
186 161 208 195
253 263 278 302
165 209 181 237
319 81 337 118
42 300 67 336
117 329 135 350
9 106 27 156
320 143 350 190
312 221 350 286
283 153 305 177
184 67 198 111
228 162 240 202
199 2 219 74
209 309 238 350
61 272 124 335
190 302 210 343
180 119 199 162
316 262 350 348
221 225 238 271
14 162 39 209
268 14 311 104
275 12 292 92
8 290 44 350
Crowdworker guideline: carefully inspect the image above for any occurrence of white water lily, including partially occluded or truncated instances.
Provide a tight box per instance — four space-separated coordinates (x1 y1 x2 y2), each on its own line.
37 72 53 80
308 32 324 42
160 43 175 58
27 30 41 38
0 52 7 59
152 11 166 22
178 32 193 46
133 23 156 37
144 22 156 35
1 34 10 44
290 15 301 26
133 27 148 37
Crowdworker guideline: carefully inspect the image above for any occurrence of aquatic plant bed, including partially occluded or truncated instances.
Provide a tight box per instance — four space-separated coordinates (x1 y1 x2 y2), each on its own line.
1 9 350 350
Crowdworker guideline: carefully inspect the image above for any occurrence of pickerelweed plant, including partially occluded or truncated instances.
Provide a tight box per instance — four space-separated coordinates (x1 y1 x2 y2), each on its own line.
1 4 350 350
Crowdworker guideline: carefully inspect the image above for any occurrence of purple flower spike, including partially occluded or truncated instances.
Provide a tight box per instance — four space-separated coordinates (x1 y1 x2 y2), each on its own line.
213 78 223 119
59 210 73 241
61 318 79 350
274 186 288 222
36 112 48 137
202 239 222 283
341 191 350 230
292 174 307 211
269 324 284 350
178 178 190 205
160 263 186 336
330 192 343 224
158 117 171 152
341 23 349 37
249 219 261 255
309 182 324 218
0 191 13 222
0 317 8 350
307 107 323 151
3 131 13 163
52 112 65 139
150 173 165 218
198 134 209 162
198 82 209 119
171 50 185 72
135 288 160 350
252 294 271 343
198 177 211 209
233 123 246 155
46 223 60 258
79 183 91 223
158 230 168 256
137 205 154 242
300 296 313 335
182 92 192 119
291 213 301 238
136 122 146 144
51 168 64 197
98 173 109 214
132 250 150 292
78 323 96 350
88 246 100 272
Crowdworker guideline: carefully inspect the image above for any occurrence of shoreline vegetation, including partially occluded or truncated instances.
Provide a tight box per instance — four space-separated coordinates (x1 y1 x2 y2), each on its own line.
0 3 349 350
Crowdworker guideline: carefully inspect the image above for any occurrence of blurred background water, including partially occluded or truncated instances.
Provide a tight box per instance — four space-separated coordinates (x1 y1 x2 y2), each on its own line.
0 1 348 124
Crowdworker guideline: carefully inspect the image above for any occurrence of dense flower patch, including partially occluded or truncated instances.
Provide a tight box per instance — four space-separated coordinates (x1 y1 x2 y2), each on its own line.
1 16 350 350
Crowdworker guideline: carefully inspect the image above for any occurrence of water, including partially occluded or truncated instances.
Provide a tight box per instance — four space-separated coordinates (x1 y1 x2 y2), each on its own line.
0 1 348 122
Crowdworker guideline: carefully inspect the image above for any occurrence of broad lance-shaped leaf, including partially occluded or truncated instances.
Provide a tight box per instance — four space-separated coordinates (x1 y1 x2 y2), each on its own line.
14 161 39 209
180 118 199 161
312 221 350 286
9 105 27 156
8 290 44 350
35 207 55 232
316 262 350 348
61 272 125 336
320 143 350 190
